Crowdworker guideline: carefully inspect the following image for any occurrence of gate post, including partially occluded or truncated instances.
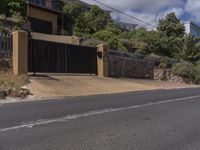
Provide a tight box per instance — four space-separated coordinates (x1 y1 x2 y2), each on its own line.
97 44 108 77
12 30 28 75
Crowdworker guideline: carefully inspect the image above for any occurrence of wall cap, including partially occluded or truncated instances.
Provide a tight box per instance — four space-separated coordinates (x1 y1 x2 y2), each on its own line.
97 43 108 47
12 30 28 35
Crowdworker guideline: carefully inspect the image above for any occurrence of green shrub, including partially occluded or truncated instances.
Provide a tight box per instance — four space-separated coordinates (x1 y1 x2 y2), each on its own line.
194 71 200 84
172 62 196 81
158 63 167 69
108 37 127 51
195 60 200 66
194 61 200 84
93 30 115 41
134 42 148 55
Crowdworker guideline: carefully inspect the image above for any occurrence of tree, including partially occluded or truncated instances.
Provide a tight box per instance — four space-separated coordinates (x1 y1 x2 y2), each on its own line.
108 37 127 51
157 12 185 37
128 29 161 54
178 34 200 61
75 5 112 36
0 0 27 17
89 5 111 32
156 36 183 57
63 2 83 25
0 0 27 32
93 30 116 41
75 12 94 36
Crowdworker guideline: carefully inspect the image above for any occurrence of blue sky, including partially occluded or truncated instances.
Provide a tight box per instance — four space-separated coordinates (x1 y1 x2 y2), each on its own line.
81 0 200 29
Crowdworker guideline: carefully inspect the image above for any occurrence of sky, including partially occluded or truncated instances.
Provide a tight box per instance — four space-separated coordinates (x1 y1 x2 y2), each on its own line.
81 0 200 29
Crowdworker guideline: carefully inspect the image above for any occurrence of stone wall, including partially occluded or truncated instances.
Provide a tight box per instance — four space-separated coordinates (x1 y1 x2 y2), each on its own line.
107 50 155 79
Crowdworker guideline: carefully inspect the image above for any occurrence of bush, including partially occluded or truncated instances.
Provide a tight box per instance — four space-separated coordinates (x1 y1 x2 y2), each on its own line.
93 30 115 41
0 72 29 93
194 61 200 84
108 37 127 51
172 62 196 82
158 63 167 69
195 60 200 66
134 42 148 55
194 70 200 84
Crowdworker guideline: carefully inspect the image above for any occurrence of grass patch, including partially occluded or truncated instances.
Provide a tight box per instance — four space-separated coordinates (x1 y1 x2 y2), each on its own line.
0 72 29 97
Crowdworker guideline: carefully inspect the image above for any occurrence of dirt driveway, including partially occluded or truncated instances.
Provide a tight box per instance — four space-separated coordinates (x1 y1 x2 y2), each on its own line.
28 74 199 98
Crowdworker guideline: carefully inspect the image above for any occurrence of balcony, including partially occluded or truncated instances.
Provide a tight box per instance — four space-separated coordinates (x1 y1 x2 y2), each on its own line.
28 0 61 13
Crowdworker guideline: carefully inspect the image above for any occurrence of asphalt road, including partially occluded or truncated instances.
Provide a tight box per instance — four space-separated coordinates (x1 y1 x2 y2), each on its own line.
1 88 200 150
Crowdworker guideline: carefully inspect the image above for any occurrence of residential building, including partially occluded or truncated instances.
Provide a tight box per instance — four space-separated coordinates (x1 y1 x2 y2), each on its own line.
26 0 63 34
183 21 200 37
26 0 112 35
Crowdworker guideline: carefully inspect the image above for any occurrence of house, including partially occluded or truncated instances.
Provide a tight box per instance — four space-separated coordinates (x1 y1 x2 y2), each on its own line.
26 0 63 35
26 0 111 35
183 21 200 37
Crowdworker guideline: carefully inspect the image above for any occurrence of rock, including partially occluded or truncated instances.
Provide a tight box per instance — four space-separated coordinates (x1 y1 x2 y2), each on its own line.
21 85 29 90
154 69 186 84
0 85 31 99
19 86 31 98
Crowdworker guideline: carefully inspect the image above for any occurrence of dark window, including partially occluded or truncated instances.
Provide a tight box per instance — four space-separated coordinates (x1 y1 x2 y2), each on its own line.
29 17 53 34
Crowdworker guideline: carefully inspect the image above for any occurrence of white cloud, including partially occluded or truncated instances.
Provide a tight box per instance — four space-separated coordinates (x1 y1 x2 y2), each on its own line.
160 7 184 18
111 10 157 28
80 0 198 27
81 0 183 13
185 0 200 22
110 7 184 28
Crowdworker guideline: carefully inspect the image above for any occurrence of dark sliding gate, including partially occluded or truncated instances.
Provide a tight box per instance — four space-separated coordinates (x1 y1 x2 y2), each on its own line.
28 39 97 74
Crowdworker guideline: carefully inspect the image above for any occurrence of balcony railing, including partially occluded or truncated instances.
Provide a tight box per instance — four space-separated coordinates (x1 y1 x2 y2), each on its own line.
28 0 61 12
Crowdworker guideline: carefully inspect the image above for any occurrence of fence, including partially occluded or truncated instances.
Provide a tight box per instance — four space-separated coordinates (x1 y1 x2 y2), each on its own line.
0 33 12 59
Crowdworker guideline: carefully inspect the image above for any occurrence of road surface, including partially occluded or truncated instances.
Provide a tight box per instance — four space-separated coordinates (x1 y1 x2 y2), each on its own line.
1 88 200 150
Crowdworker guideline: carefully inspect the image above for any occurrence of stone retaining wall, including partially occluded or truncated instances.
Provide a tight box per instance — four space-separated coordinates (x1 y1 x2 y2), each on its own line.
107 50 155 79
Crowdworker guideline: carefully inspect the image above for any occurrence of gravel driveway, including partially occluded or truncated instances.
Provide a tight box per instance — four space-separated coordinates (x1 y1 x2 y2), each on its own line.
28 74 199 99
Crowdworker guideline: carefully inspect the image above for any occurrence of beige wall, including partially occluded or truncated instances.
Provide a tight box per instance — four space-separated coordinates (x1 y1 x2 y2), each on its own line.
27 6 58 34
12 30 107 76
12 31 28 75
30 32 81 45
97 44 108 77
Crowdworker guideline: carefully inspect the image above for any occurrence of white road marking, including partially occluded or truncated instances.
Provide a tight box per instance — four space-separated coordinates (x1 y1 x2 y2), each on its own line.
1 95 200 133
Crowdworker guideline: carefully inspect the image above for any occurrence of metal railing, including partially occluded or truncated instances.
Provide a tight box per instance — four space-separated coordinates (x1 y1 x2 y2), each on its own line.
0 33 12 59
28 0 60 12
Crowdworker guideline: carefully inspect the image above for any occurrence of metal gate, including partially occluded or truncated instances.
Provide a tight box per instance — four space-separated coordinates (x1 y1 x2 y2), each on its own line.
28 39 97 74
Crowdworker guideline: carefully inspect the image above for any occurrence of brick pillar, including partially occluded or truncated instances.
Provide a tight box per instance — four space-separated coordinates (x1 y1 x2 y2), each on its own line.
12 30 28 75
97 44 108 77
